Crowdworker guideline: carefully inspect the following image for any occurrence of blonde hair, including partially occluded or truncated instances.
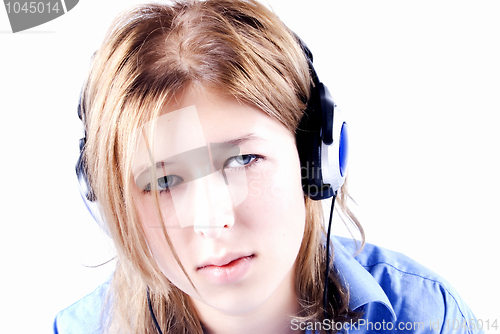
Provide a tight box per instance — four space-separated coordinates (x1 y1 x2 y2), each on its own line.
81 0 364 332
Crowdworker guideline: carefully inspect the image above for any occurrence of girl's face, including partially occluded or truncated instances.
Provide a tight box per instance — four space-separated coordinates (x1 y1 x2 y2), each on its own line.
132 87 306 315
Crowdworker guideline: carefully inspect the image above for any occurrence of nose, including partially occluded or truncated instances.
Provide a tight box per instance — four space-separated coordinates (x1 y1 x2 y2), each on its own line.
190 171 235 238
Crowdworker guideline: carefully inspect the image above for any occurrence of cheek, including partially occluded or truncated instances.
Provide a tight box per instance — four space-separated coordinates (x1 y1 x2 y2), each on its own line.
135 196 198 294
135 195 177 247
242 156 306 250
245 154 304 213
246 164 300 202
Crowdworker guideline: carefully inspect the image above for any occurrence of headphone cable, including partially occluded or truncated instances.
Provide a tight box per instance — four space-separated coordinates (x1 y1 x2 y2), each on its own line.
147 287 164 334
324 192 337 333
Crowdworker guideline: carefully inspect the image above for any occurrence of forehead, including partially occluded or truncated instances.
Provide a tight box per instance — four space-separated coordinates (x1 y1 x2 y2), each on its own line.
161 88 261 139
131 88 292 175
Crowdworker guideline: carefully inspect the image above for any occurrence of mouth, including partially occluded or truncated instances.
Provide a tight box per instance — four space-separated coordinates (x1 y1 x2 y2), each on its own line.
196 254 255 284
197 254 255 269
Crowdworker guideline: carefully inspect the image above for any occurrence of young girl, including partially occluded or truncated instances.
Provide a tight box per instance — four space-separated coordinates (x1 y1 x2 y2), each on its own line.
54 1 481 333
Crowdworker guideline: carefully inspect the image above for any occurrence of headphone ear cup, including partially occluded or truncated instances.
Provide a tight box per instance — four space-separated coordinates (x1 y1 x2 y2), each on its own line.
321 106 348 192
296 81 335 200
76 138 96 202
296 83 349 198
75 136 109 235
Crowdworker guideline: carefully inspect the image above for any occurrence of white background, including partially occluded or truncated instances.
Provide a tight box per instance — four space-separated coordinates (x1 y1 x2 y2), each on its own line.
1 0 498 332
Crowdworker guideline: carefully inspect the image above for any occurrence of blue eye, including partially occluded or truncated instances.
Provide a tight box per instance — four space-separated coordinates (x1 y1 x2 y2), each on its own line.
158 175 182 189
143 175 183 193
224 155 258 169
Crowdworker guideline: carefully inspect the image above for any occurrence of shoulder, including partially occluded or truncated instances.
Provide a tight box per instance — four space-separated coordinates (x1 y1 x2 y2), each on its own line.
334 236 483 333
53 281 109 334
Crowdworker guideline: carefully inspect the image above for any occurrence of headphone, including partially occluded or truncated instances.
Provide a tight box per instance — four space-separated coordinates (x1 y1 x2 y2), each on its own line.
75 42 348 204
296 37 349 201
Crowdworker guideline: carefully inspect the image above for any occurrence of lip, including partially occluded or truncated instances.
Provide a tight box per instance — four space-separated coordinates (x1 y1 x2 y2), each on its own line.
197 254 254 284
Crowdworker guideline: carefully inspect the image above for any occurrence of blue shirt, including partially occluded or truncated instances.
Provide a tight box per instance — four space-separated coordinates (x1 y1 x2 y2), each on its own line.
54 236 483 333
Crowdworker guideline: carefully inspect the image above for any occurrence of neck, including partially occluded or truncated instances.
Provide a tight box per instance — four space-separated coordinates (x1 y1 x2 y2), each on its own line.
193 270 302 334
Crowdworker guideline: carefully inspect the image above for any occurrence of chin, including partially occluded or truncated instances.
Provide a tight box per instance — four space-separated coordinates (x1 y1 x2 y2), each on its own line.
199 288 270 315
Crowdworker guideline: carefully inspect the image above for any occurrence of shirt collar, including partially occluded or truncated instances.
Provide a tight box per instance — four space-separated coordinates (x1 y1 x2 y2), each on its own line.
331 236 397 322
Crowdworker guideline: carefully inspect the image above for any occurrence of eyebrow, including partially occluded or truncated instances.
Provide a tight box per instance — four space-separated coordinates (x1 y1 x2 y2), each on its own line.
155 160 174 169
220 133 263 146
